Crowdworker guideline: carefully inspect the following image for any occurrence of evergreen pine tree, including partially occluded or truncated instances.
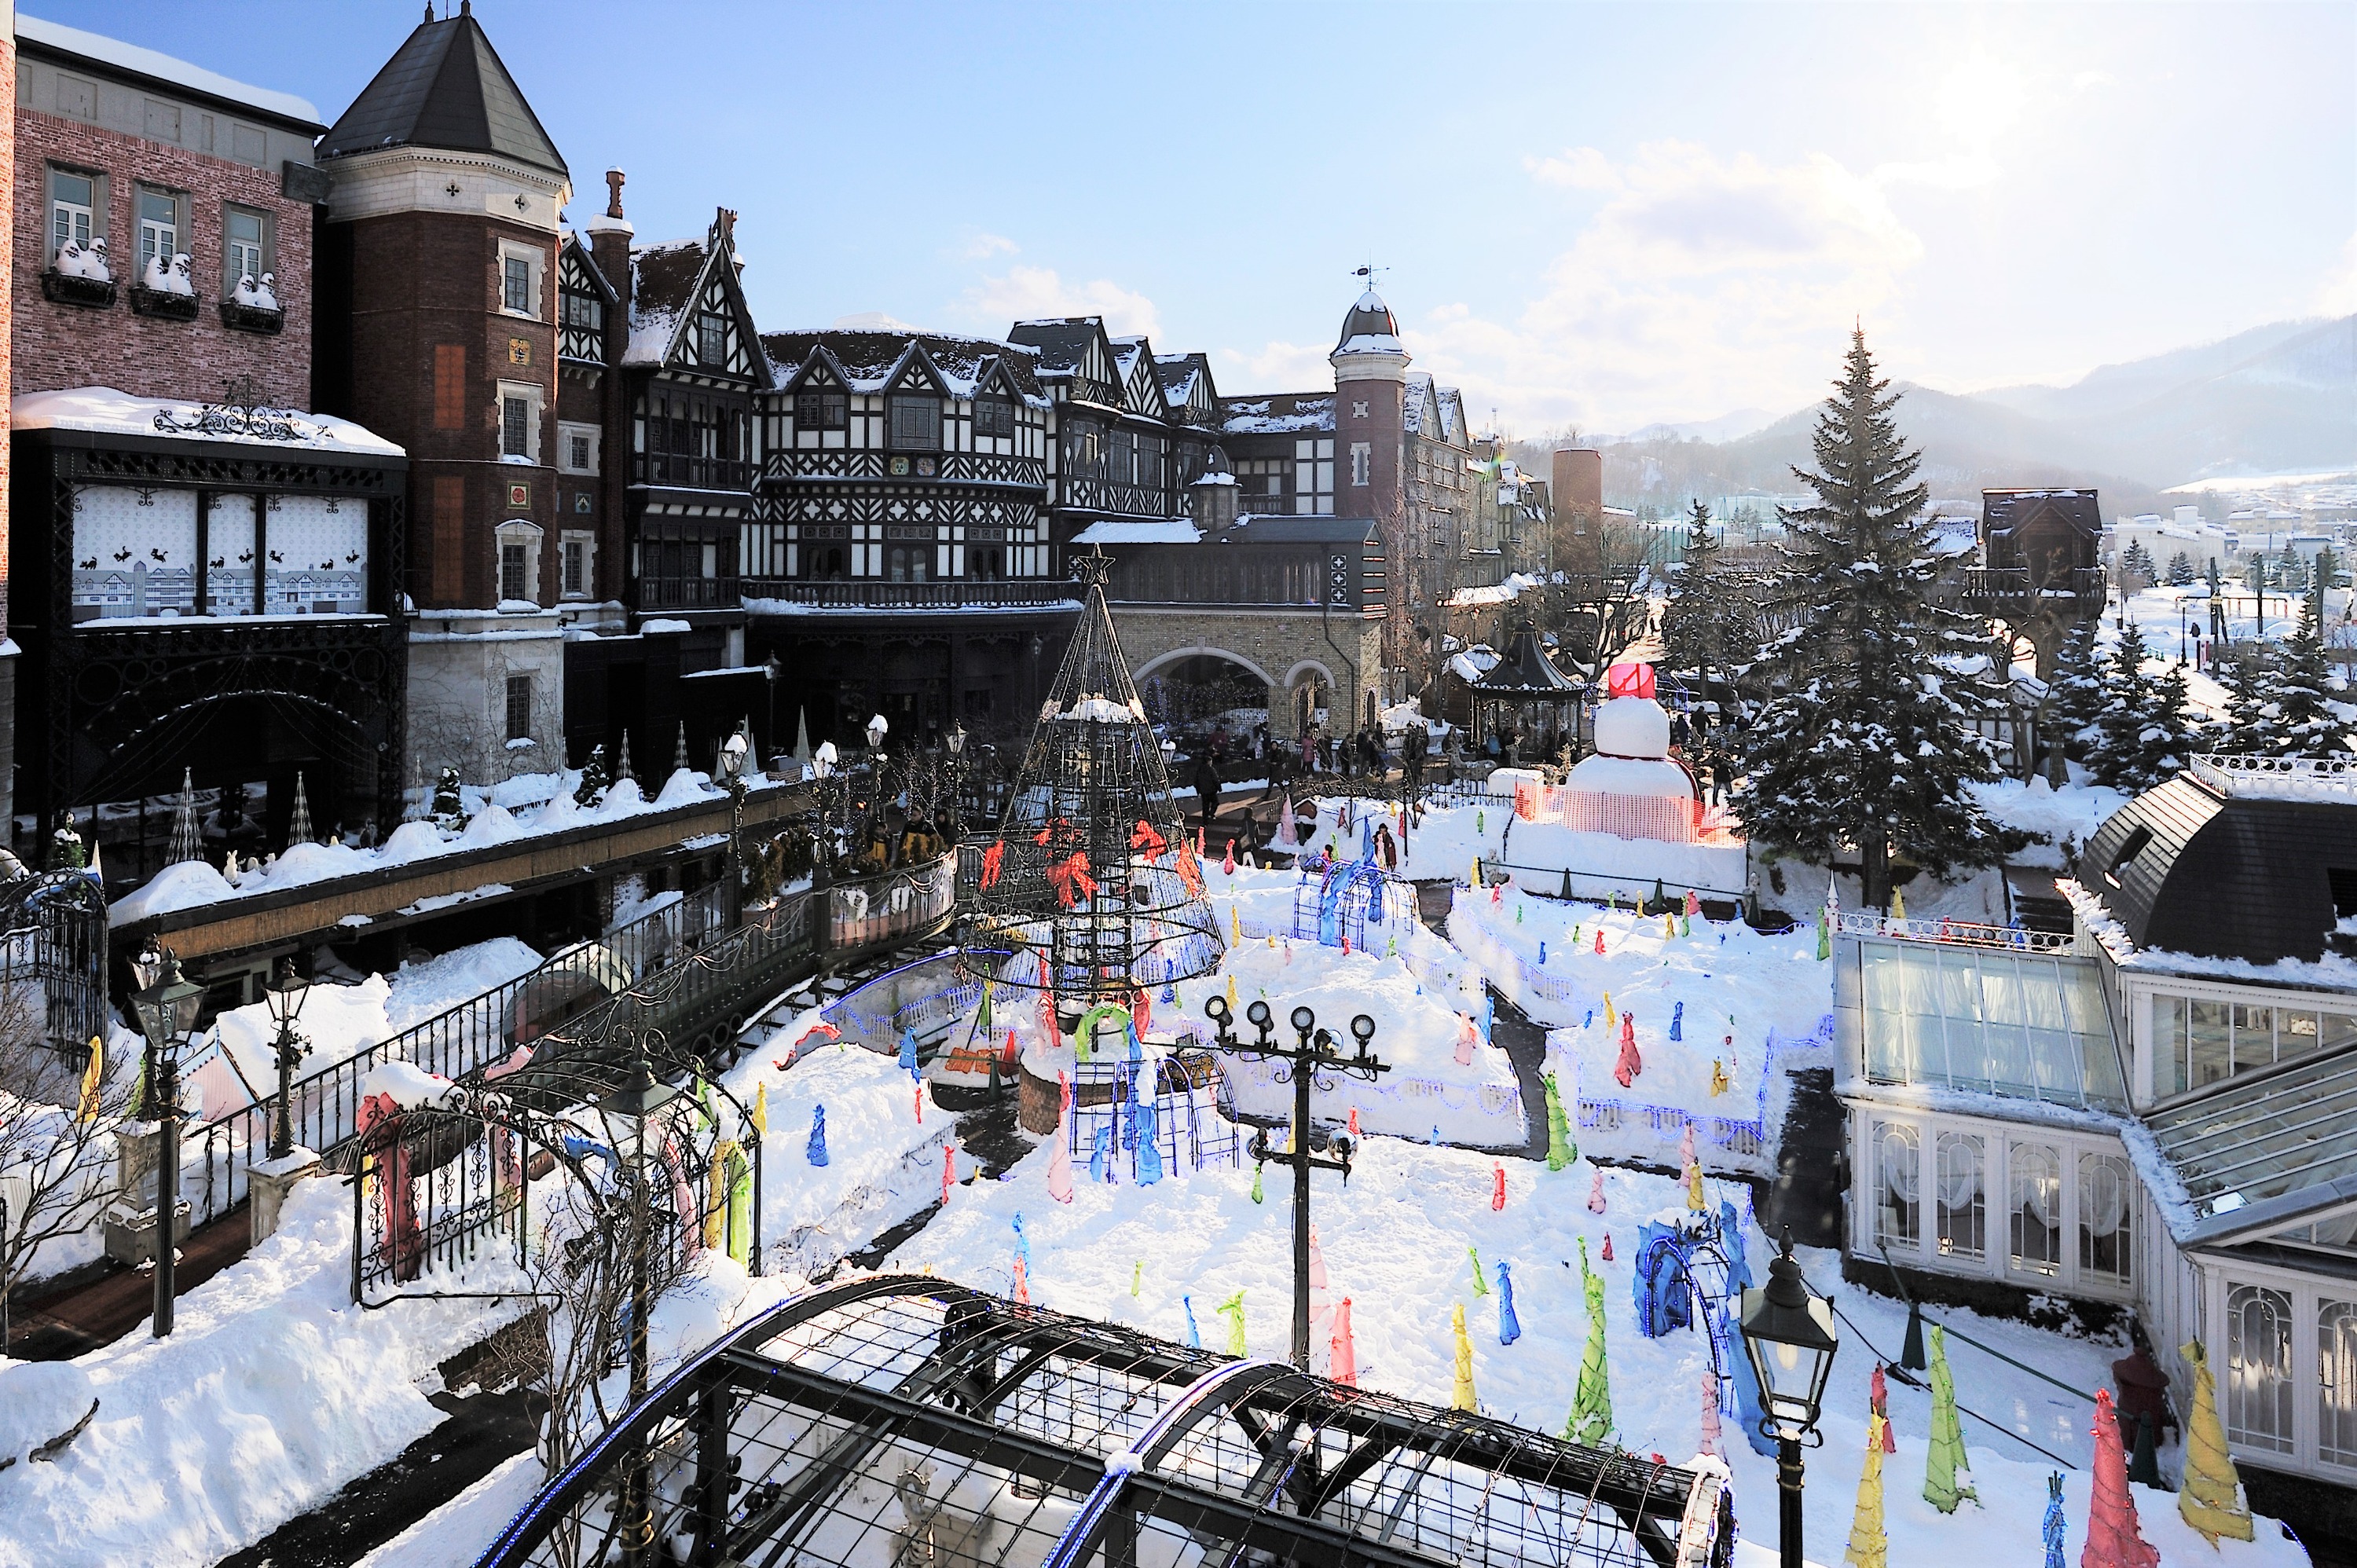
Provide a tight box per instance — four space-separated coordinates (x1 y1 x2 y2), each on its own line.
2091 622 2156 789
2046 617 2108 762
574 742 612 805
430 766 467 830
2214 643 2285 757
1660 498 1750 705
1732 330 2025 910
2277 542 2302 589
2271 563 2353 759
2165 551 2195 587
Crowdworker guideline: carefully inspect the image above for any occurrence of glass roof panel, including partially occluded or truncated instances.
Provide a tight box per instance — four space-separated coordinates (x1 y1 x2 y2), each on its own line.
2148 1046 2357 1222
1855 942 2125 1109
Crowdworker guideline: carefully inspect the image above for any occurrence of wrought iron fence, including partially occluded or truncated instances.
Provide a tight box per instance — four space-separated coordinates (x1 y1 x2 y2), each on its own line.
0 870 109 1053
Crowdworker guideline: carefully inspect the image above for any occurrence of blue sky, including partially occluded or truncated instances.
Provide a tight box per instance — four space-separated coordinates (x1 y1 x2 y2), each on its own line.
42 1 2355 434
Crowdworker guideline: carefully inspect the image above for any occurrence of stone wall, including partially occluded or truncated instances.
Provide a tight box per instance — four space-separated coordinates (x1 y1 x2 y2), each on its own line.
1113 603 1384 740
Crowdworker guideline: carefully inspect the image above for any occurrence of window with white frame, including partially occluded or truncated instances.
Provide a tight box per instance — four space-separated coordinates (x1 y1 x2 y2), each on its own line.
2007 1141 2063 1277
2077 1151 2132 1287
2322 1298 2357 1469
497 382 544 463
1874 1119 1920 1251
558 421 601 475
1294 438 1334 515
497 240 545 319
136 187 181 282
48 167 99 262
560 530 595 599
494 521 541 606
2227 1283 2296 1453
1934 1130 1986 1259
2157 991 2357 1097
223 206 271 291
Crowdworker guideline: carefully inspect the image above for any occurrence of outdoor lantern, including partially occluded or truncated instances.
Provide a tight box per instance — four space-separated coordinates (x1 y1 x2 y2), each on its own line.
131 951 206 1060
1739 1230 1839 1438
867 713 889 750
719 727 750 783
947 722 966 757
264 954 310 1031
812 741 838 781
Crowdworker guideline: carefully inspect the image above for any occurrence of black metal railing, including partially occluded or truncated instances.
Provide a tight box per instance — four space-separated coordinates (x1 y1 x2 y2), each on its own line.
737 579 1077 610
636 573 741 610
636 452 753 490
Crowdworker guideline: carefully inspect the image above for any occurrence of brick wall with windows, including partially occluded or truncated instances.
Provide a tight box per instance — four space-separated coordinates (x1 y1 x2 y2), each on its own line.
12 108 310 405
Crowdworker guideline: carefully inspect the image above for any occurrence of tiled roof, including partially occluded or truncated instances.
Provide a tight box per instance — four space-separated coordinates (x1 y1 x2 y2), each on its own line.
319 10 565 176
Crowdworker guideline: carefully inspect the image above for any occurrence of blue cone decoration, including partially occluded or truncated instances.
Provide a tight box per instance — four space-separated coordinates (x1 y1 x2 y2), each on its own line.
560 1131 618 1169
1538 941 1547 965
1497 1259 1522 1345
1091 1123 1115 1184
1431 1124 1442 1145
1012 1211 1031 1269
1127 1022 1144 1063
1670 1001 1684 1042
898 1028 919 1077
807 1103 830 1167
1182 1294 1201 1349
1584 1009 1593 1028
1160 983 1176 1006
1136 1100 1164 1185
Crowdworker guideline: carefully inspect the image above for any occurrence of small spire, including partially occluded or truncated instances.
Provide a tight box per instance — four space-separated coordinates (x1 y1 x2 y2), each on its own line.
615 729 634 786
169 769 203 865
675 722 691 776
287 771 313 848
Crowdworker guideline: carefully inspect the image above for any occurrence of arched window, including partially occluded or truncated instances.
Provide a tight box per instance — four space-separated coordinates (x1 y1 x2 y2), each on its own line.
1874 1120 1919 1251
2227 1284 2293 1452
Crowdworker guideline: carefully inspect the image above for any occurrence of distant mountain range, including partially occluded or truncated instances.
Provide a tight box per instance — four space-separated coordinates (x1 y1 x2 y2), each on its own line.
1562 316 2355 517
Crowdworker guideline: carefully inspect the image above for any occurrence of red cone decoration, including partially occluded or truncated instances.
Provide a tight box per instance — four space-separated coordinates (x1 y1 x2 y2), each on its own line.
1593 928 1605 954
1492 1163 1508 1211
1871 1364 1898 1453
1613 1016 1644 1088
1600 1232 1614 1262
2082 1389 2161 1568
1222 837 1235 875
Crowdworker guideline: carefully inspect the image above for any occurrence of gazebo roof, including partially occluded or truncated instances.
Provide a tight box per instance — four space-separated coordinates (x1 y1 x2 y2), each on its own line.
1471 626 1583 698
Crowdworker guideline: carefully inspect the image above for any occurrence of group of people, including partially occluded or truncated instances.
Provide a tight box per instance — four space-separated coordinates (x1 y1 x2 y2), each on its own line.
1184 717 1446 827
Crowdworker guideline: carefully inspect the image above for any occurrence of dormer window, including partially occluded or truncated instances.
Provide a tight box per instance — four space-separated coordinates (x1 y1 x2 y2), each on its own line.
974 396 1016 438
888 394 941 452
795 390 847 430
697 311 728 367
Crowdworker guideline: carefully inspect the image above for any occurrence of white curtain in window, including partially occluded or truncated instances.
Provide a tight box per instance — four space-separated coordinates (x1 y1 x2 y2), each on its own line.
2010 1144 2062 1220
1879 1123 1920 1203
2080 1153 2129 1237
1935 1131 1983 1205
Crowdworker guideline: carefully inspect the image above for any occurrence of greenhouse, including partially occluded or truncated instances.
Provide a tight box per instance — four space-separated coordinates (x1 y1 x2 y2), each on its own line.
475 1277 1732 1568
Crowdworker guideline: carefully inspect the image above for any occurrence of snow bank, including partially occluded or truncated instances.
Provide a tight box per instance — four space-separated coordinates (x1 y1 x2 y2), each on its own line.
105 858 234 922
889 1137 2308 1568
1971 776 2130 868
383 937 544 1031
1494 819 1749 900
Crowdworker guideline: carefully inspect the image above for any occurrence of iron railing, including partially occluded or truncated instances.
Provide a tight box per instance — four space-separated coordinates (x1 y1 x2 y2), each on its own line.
1958 566 2108 605
737 579 1078 611
1833 909 2077 953
636 573 740 610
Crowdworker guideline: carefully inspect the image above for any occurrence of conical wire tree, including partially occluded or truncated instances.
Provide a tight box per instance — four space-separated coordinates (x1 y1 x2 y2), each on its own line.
959 550 1221 1028
287 771 313 848
168 768 203 865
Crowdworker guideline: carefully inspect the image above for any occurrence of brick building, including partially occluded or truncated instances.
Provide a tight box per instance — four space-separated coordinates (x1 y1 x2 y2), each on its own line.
5 13 406 877
313 4 570 786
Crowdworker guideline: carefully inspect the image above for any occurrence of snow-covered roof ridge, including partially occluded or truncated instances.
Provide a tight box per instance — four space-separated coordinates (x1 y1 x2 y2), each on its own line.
1221 393 1333 434
2060 875 2357 992
18 12 323 128
762 328 1048 404
13 387 404 456
2187 752 2357 802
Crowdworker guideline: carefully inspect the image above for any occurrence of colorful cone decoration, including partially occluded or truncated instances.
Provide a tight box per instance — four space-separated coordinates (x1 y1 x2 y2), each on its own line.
1686 888 1701 918
1330 1296 1357 1385
1496 1259 1521 1346
75 1037 104 1124
1600 1231 1614 1262
1250 1162 1264 1203
1587 1169 1607 1214
1817 905 1831 961
1455 1014 1478 1068
1709 1060 1731 1096
1468 1244 1490 1295
1844 1412 1890 1568
1012 1254 1030 1303
2083 1389 2161 1568
1219 1290 1248 1357
1923 1324 1979 1513
1567 1238 1613 1445
1698 1372 1721 1457
1678 1121 1696 1169
1594 928 1605 955
1451 1302 1477 1411
1871 1364 1897 1453
1047 1071 1076 1203
899 1027 919 1075
807 1103 830 1167
1492 1163 1508 1211
941 1144 957 1206
2043 1472 2068 1568
2177 1339 2254 1542
750 1083 768 1138
1670 1001 1684 1041
1890 887 1906 921
1347 1107 1361 1137
1604 992 1615 1030
1686 1160 1706 1212
1182 1294 1201 1349
1222 837 1236 875
1613 1017 1644 1088
1542 1072 1574 1171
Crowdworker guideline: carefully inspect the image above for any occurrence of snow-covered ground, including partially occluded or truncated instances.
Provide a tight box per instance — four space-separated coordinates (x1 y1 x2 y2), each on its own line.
886 1137 2309 1568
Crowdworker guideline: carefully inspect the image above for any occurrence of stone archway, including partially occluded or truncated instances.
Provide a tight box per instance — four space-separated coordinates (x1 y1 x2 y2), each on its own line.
1108 606 1382 742
1132 647 1279 736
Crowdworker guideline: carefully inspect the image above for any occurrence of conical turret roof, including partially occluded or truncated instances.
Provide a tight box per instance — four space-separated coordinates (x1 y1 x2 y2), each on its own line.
320 6 566 177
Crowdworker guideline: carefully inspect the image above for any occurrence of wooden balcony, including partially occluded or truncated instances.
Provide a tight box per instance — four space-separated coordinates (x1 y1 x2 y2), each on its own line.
739 579 1078 611
1958 566 2108 612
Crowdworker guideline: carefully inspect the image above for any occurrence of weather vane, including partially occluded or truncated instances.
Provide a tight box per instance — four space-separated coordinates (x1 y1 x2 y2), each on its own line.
1351 262 1387 290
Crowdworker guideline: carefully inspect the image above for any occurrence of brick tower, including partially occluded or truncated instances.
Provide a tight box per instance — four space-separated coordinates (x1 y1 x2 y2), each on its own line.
1330 285 1412 709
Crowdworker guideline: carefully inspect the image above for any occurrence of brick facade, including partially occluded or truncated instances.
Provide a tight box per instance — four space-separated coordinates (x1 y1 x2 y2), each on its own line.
323 207 559 613
12 107 311 406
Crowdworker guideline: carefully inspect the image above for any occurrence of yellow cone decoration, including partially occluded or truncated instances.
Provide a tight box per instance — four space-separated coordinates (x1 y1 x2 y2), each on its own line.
1226 974 1238 1011
2178 1339 2255 1542
1890 888 1906 921
1450 1302 1477 1411
1230 904 1242 944
1686 1159 1706 1211
76 1036 104 1123
750 1083 768 1138
1709 1060 1731 1097
1844 1412 1889 1568
1604 992 1615 1030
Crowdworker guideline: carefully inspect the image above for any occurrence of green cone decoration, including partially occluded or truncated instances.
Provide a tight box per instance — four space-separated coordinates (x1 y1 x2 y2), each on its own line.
1250 1162 1264 1203
1218 1289 1248 1357
1567 1236 1614 1446
1543 1072 1575 1171
1468 1244 1489 1295
1923 1324 1979 1513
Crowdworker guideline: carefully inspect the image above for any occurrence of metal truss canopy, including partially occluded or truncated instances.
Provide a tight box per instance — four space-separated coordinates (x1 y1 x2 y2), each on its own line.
476 1277 1731 1568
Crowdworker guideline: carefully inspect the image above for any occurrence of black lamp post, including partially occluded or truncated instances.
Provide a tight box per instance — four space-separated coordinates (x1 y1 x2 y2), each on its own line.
810 741 839 891
130 947 205 1338
263 954 310 1161
763 652 783 766
1738 1229 1840 1568
717 720 751 924
1201 995 1387 1369
944 720 966 840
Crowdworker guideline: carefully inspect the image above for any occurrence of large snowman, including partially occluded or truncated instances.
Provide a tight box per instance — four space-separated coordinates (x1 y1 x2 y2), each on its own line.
1563 662 1698 808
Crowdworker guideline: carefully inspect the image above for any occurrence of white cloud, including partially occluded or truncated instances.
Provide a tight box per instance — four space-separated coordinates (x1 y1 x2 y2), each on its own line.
1216 339 1331 391
1420 138 1927 430
2319 233 2357 317
949 231 1018 262
959 266 1159 338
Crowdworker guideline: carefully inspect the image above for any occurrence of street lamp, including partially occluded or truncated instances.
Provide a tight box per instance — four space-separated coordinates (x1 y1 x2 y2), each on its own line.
1738 1229 1840 1568
866 713 889 755
717 720 752 923
810 741 840 889
763 652 783 770
263 955 310 1161
130 947 205 1338
1201 994 1387 1369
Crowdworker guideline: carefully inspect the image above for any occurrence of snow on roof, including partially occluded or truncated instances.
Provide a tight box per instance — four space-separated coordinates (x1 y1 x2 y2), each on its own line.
1335 333 1406 357
2061 875 2357 994
763 328 1047 404
13 387 404 456
1442 571 1544 609
1222 394 1333 434
17 13 323 128
1070 520 1203 544
625 238 706 365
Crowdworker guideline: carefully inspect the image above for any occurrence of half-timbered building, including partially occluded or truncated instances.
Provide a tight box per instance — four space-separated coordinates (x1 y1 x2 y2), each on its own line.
742 325 1073 752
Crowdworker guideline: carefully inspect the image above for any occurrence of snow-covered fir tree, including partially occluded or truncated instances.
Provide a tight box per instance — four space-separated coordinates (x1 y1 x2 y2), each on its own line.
2271 555 2354 758
574 742 611 806
1659 497 1747 705
2045 617 2108 762
1731 330 2026 911
2166 551 2195 587
430 766 467 830
2088 621 2205 790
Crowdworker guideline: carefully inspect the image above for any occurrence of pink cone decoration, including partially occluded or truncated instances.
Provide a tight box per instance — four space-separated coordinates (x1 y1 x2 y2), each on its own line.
1222 837 1236 875
1348 1107 1361 1137
1600 1232 1615 1262
1455 1015 1478 1067
1047 1070 1076 1203
1699 1372 1721 1456
1587 1169 1607 1213
1685 888 1701 918
2083 1389 2161 1568
1594 927 1606 954
942 1145 957 1206
1871 1365 1898 1453
1613 1017 1644 1088
1330 1296 1358 1386
1012 1254 1030 1303
1678 1121 1696 1170
1492 1163 1508 1211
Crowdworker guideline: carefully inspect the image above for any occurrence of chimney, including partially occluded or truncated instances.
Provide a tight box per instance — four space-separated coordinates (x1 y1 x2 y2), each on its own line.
584 168 632 339
1552 447 1602 534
